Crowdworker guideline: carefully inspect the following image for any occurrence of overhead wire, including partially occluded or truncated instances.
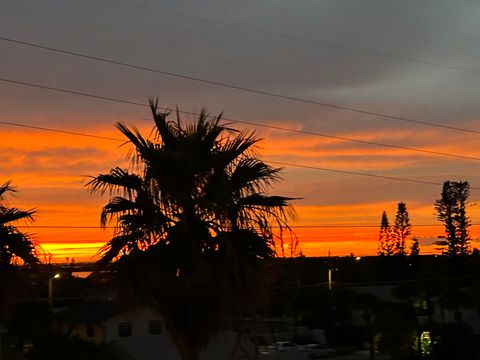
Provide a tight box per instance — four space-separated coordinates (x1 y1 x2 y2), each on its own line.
0 120 123 142
1 79 480 189
15 224 480 229
1 36 480 134
0 28 478 230
103 0 480 75
1 77 480 163
270 274 480 290
229 120 480 162
260 160 480 190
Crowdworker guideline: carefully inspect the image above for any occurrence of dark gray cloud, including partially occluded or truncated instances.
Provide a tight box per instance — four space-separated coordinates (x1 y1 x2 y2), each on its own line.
2 0 480 130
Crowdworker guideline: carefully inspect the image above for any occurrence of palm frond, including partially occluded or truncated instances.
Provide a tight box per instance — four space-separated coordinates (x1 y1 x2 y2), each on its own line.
96 233 139 265
86 168 143 197
214 131 260 168
0 181 15 200
149 99 177 149
1 229 39 265
0 208 35 225
0 182 39 265
116 123 150 151
229 158 281 192
100 196 139 227
240 194 296 209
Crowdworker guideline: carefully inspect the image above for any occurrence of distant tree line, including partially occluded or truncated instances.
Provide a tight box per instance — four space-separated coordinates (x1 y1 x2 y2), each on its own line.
378 180 472 257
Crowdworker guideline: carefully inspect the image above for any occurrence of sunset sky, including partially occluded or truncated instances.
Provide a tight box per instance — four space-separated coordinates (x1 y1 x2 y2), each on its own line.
2 0 480 262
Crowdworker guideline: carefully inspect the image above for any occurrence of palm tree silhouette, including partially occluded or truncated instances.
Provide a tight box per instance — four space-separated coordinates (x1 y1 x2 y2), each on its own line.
88 99 296 360
0 182 38 265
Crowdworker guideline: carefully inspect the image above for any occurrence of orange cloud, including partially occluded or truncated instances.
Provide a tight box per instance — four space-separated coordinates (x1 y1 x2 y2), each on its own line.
2 118 479 262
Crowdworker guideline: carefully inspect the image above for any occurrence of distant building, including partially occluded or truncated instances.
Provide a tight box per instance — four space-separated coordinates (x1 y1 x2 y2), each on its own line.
54 300 253 360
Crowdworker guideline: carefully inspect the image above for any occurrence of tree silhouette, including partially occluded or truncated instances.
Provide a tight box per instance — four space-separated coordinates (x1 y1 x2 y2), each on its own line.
0 182 38 265
392 202 412 256
378 211 394 256
435 181 471 256
88 100 296 360
410 238 420 257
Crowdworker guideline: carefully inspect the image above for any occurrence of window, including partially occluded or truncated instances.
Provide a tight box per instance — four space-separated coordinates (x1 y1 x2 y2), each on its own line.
148 320 162 335
86 324 95 338
118 322 132 337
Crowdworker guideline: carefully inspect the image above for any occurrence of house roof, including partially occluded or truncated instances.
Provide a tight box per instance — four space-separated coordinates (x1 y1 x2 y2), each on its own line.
55 299 127 324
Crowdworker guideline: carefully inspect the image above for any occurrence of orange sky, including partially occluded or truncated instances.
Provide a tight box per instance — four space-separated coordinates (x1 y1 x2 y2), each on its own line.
2 1 480 263
2 122 480 263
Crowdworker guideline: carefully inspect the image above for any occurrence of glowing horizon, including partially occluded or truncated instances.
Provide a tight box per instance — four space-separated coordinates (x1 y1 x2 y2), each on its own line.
3 123 479 263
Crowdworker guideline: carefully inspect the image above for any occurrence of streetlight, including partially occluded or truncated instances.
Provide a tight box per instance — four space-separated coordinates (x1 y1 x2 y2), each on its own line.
48 273 61 309
327 266 338 291
325 259 336 291
328 268 333 291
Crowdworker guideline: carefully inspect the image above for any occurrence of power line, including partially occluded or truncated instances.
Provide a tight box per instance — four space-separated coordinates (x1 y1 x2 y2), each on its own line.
0 80 479 189
0 120 123 142
0 119 477 190
281 224 480 228
16 224 480 229
2 36 480 134
271 274 480 290
19 225 117 229
0 86 478 190
1 77 480 163
266 160 480 190
103 0 480 75
0 77 147 108
231 120 480 162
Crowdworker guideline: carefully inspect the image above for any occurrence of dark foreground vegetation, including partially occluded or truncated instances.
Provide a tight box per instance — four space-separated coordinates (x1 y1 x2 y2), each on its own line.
269 255 480 360
1 255 480 359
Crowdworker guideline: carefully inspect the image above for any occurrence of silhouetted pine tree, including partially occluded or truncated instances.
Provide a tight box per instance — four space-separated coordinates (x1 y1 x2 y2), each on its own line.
410 238 420 256
378 211 394 256
435 181 471 256
392 202 412 255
